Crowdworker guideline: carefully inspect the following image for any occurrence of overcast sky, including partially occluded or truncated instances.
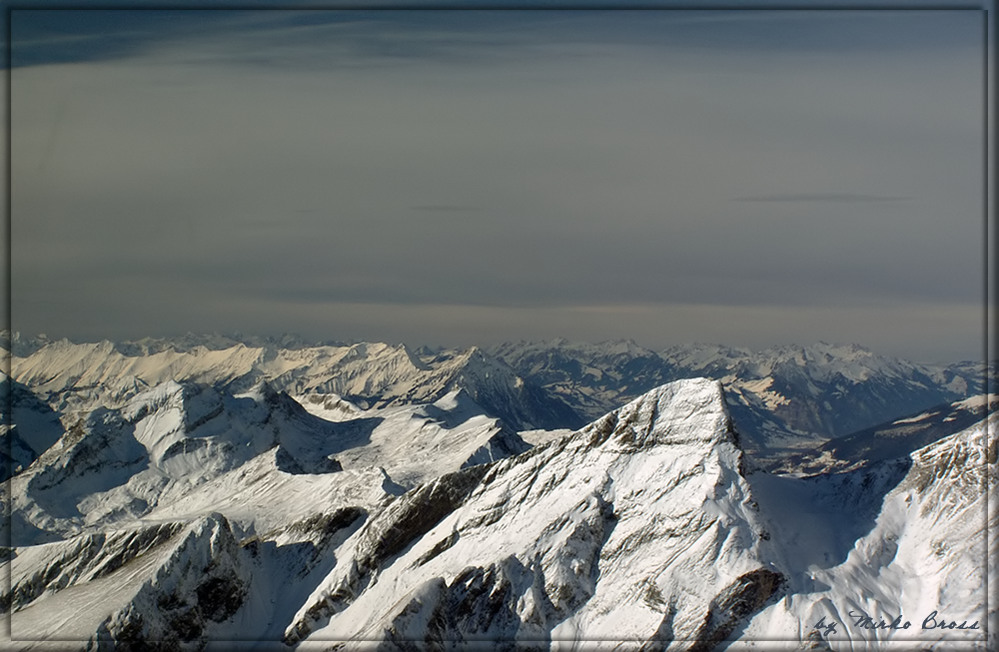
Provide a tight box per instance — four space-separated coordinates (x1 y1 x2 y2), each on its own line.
8 7 988 362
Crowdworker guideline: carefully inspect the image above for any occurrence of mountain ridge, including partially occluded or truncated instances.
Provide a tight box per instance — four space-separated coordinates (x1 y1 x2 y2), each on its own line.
489 338 993 450
5 335 583 433
10 332 989 443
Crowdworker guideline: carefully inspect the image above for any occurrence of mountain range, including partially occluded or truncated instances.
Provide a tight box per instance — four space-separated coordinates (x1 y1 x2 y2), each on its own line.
6 332 992 455
1 333 994 650
490 339 991 447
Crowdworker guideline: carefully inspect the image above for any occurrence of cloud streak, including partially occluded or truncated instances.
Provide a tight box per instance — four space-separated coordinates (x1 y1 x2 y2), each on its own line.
734 193 909 203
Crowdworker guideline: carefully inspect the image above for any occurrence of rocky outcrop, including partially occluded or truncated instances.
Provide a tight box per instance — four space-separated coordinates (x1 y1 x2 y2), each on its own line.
2 521 185 613
284 465 491 644
89 514 251 649
689 568 785 650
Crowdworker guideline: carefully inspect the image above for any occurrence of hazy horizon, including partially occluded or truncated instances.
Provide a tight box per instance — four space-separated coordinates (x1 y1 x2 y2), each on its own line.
9 7 989 365
5 327 990 367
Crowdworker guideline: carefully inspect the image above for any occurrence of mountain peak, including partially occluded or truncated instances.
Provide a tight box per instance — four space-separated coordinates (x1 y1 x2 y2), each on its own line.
581 377 733 450
288 376 762 645
460 344 484 359
599 338 646 355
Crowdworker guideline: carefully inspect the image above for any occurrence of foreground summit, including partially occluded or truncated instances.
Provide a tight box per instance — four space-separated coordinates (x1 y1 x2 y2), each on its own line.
284 378 777 646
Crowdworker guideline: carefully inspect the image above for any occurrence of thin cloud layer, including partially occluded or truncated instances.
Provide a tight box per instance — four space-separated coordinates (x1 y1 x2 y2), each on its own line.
9 9 986 362
735 194 909 203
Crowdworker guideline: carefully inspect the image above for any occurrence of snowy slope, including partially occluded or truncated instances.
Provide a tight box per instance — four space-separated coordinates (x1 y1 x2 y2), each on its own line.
2 379 525 548
734 411 996 651
293 389 529 488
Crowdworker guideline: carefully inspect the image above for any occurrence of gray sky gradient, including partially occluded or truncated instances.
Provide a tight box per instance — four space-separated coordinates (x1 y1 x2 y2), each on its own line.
9 9 987 363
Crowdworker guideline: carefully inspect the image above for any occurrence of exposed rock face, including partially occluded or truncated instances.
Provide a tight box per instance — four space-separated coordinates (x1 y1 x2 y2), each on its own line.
91 514 251 649
689 568 785 651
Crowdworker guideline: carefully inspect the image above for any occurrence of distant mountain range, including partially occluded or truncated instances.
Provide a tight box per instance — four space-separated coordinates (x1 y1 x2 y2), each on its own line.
490 339 993 446
6 332 991 460
2 335 578 439
779 392 999 475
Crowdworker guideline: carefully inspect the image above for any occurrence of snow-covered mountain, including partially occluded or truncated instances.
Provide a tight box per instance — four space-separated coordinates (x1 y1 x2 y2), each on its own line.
0 377 64 482
779 392 999 475
490 339 990 449
2 379 524 548
2 375 992 650
9 333 989 455
664 342 986 438
5 335 580 432
489 338 679 421
281 378 779 646
741 409 996 651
